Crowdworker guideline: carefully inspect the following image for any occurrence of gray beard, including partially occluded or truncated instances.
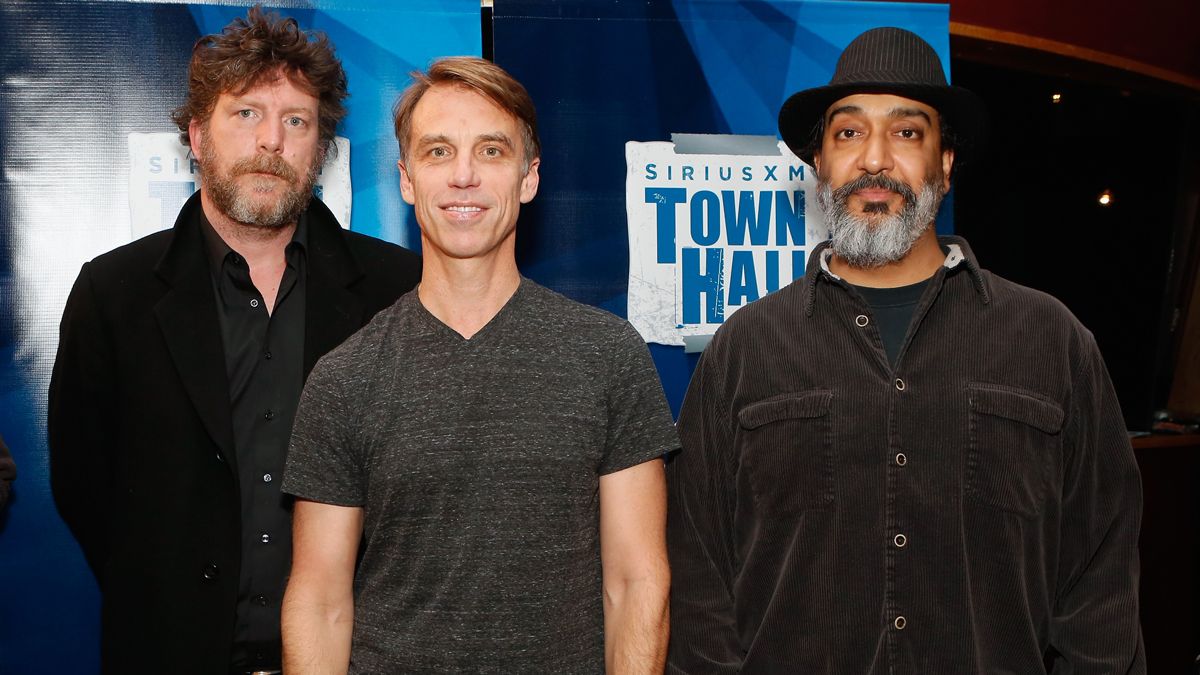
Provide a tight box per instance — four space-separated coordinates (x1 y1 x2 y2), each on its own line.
815 172 946 269
198 136 318 230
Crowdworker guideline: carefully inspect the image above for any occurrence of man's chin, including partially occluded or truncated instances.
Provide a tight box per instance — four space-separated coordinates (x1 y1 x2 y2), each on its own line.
224 196 310 229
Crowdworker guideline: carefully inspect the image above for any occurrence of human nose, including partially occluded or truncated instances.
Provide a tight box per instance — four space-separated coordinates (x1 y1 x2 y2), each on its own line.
448 152 480 189
257 117 285 154
857 132 894 175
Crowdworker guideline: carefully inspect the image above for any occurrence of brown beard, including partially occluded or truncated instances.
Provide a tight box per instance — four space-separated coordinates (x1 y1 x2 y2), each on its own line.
198 134 319 230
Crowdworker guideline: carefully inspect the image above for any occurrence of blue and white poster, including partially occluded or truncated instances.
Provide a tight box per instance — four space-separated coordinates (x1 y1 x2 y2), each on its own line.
626 137 822 345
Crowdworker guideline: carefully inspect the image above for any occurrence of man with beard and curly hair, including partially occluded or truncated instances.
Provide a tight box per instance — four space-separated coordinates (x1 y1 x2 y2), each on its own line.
48 7 420 673
667 27 1144 673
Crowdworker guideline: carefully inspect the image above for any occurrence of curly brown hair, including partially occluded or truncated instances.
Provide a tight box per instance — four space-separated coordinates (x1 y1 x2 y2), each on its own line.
392 57 540 171
171 5 348 153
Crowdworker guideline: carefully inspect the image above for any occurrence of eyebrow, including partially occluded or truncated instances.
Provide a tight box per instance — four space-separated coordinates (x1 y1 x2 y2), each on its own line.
476 132 515 150
887 106 932 125
226 96 315 116
826 104 862 124
415 133 452 148
825 105 933 126
414 132 516 149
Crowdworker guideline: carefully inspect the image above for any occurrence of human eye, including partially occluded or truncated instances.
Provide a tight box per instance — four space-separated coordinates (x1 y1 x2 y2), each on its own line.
482 145 502 158
896 127 922 140
285 115 306 128
430 146 449 159
237 109 255 119
833 127 859 140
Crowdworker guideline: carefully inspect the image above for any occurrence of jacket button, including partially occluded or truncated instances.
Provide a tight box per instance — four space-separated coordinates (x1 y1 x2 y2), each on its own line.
202 563 220 580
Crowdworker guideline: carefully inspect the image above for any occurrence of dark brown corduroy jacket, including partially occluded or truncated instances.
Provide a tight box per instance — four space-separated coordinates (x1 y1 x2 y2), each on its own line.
667 236 1144 674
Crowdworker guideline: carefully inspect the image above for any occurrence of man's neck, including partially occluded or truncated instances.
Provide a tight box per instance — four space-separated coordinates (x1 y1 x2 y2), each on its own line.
418 251 522 340
200 189 296 314
829 227 944 288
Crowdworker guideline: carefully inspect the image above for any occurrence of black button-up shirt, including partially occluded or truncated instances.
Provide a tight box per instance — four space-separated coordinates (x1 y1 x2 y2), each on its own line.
201 215 306 670
667 237 1144 673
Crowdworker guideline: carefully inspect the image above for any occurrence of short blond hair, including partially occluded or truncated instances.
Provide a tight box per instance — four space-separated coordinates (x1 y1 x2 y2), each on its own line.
393 57 540 169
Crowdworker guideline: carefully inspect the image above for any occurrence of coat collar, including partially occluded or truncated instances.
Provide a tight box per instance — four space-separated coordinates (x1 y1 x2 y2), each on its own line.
800 234 991 317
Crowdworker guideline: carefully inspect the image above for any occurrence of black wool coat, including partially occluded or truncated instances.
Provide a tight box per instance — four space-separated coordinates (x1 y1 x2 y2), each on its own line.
48 192 420 673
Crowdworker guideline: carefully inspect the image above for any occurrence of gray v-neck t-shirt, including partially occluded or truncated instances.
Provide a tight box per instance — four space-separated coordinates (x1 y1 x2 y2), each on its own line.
284 279 679 673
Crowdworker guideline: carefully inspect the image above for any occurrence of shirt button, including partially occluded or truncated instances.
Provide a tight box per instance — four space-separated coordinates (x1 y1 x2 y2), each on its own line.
263 473 273 483
261 533 271 544
252 594 269 607
894 533 907 548
894 378 906 391
855 314 869 327
250 298 259 308
896 453 907 466
263 410 275 421
201 563 219 580
264 351 273 360
894 615 907 630
215 452 225 463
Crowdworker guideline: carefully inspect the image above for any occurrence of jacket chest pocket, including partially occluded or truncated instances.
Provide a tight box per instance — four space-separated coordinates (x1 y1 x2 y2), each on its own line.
737 390 834 513
966 383 1064 518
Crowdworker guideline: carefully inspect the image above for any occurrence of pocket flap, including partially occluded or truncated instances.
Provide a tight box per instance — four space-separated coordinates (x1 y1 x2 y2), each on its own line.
968 384 1064 434
738 390 832 430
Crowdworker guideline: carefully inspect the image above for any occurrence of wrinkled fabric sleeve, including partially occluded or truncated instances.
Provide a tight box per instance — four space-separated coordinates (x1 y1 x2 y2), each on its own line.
48 263 118 580
1049 338 1145 673
666 348 743 673
598 324 680 475
282 352 366 507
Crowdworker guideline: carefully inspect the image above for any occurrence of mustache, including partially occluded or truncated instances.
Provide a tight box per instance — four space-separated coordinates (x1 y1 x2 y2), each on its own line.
830 173 917 204
229 154 299 183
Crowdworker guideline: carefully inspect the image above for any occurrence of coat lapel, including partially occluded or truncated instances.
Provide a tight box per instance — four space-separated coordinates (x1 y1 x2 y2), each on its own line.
152 194 236 464
303 202 365 378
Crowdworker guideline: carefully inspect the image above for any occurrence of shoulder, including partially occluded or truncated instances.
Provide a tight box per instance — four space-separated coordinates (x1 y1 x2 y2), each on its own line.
317 291 419 372
519 280 640 340
304 200 422 288
72 230 177 301
707 279 805 353
84 230 174 277
340 229 421 272
980 269 1091 339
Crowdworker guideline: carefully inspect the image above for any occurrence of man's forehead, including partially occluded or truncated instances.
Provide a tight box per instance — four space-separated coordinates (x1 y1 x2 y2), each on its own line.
411 84 521 140
223 69 318 108
824 93 940 123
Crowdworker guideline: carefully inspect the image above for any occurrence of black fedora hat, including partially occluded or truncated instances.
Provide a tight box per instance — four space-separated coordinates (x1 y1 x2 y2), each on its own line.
778 27 987 168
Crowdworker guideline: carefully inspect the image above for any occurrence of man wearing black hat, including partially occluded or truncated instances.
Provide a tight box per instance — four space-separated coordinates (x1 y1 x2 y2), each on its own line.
667 27 1144 673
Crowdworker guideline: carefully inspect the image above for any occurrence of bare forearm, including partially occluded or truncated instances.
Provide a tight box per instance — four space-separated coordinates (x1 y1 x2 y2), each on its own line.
605 576 671 675
281 585 354 674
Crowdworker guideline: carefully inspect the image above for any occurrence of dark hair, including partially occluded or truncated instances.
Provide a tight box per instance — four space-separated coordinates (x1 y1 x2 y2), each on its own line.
392 56 540 170
805 111 960 173
171 5 348 153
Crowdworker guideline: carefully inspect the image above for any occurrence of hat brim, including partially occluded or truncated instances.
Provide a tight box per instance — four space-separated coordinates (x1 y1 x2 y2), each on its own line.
778 82 988 170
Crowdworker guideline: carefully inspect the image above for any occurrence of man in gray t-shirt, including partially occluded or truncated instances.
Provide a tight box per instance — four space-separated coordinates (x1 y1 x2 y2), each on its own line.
281 57 679 674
